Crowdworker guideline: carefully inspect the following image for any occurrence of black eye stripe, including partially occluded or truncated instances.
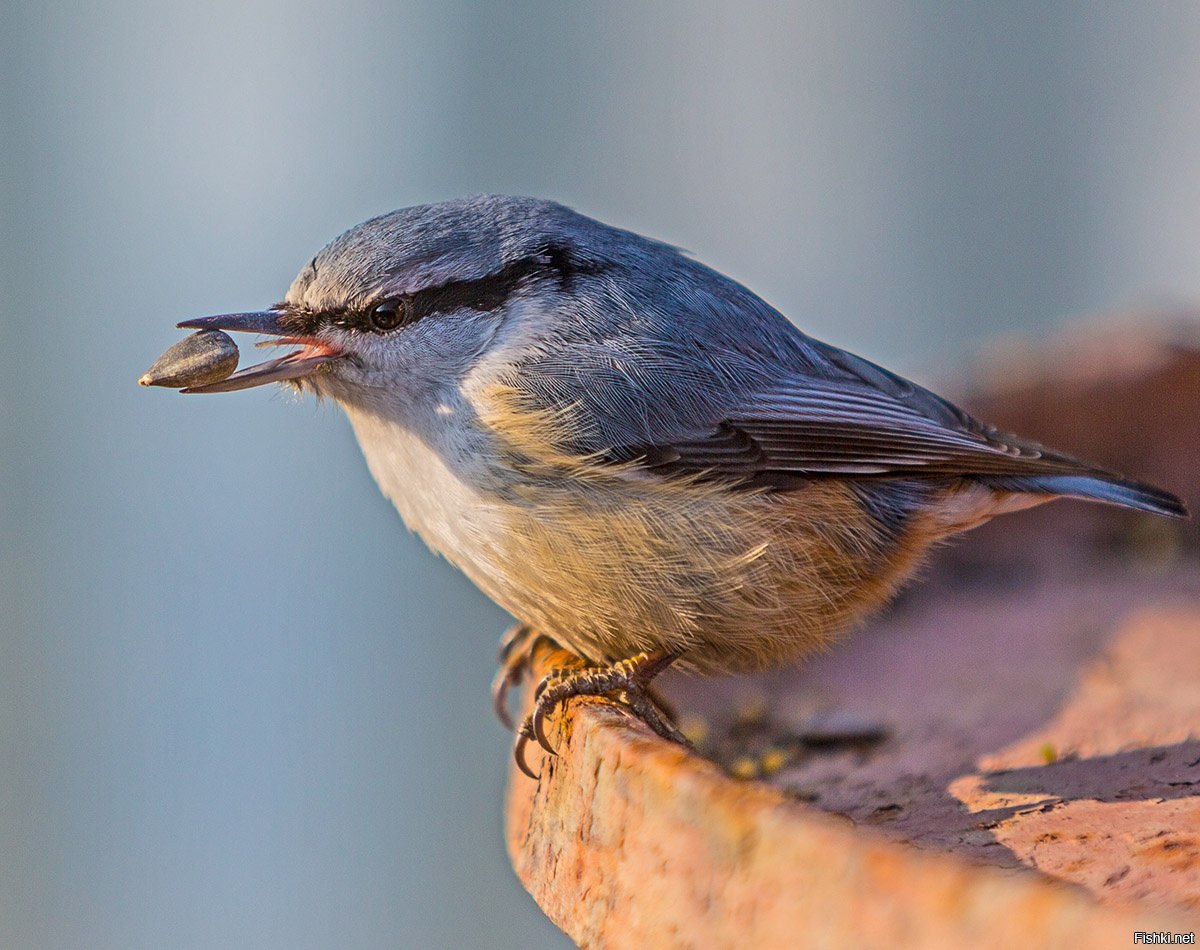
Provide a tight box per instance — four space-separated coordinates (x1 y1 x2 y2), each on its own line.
285 244 607 335
403 243 598 320
407 263 532 321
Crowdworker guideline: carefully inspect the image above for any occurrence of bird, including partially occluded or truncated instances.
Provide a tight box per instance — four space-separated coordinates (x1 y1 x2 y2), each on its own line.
166 194 1187 776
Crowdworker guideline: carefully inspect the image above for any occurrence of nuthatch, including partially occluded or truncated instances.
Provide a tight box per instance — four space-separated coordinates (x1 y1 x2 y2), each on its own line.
150 195 1187 776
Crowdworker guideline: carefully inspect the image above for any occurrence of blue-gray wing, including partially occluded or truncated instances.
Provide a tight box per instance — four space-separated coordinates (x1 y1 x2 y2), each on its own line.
513 318 1090 483
496 237 1185 516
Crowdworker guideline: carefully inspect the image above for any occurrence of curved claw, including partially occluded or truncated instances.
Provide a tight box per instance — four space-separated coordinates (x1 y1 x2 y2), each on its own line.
514 724 540 780
531 700 559 756
491 663 521 731
492 624 542 731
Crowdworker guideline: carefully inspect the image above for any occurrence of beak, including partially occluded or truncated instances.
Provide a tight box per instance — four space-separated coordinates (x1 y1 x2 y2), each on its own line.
175 310 342 393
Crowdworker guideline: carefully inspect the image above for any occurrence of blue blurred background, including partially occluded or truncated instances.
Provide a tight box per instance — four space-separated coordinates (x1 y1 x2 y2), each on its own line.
4 3 1200 947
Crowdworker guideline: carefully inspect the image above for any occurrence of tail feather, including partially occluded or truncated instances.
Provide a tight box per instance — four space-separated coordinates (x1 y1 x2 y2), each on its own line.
986 473 1188 520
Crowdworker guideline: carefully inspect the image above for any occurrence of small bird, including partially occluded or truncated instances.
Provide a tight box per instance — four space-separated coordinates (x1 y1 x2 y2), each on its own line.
163 195 1186 776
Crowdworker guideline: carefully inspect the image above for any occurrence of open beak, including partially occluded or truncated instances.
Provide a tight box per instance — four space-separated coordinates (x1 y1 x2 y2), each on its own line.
176 310 342 393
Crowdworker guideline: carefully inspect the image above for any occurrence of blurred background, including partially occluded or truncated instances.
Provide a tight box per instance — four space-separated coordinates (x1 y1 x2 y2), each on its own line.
3 2 1200 947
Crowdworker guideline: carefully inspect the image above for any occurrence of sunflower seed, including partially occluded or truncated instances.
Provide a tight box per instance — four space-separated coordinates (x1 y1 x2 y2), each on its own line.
139 330 240 389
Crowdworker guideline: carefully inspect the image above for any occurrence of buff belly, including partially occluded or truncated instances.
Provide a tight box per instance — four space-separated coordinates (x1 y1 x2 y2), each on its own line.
345 403 992 675
480 475 941 674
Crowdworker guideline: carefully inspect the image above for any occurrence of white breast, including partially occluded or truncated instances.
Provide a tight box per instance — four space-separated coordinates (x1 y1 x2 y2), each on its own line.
342 404 509 586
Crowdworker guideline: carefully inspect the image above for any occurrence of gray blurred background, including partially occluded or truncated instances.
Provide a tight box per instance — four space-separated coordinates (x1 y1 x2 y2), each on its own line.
4 2 1200 947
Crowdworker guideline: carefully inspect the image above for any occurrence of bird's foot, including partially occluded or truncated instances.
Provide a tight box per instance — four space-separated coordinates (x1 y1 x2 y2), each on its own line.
514 648 683 779
491 624 569 730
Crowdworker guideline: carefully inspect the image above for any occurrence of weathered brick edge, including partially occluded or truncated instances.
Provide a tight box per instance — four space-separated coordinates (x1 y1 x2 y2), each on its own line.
505 687 1197 950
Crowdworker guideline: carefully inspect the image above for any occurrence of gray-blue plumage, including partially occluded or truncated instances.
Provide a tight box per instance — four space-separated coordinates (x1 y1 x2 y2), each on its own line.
165 194 1188 749
308 196 1182 517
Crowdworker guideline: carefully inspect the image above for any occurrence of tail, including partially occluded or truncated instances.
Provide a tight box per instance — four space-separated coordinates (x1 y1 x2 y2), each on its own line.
984 472 1189 520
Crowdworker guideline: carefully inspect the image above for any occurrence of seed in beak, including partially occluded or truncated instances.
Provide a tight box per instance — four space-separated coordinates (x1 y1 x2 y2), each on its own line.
139 330 240 389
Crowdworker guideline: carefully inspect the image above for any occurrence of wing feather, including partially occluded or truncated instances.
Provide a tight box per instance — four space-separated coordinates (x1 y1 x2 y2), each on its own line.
602 363 1099 485
484 231 1182 514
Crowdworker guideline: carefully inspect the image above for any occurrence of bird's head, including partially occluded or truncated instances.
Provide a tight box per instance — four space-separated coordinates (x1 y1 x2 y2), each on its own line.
178 195 642 406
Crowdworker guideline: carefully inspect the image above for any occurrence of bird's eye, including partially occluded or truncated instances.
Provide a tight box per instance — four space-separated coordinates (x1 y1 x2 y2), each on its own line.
368 300 406 332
